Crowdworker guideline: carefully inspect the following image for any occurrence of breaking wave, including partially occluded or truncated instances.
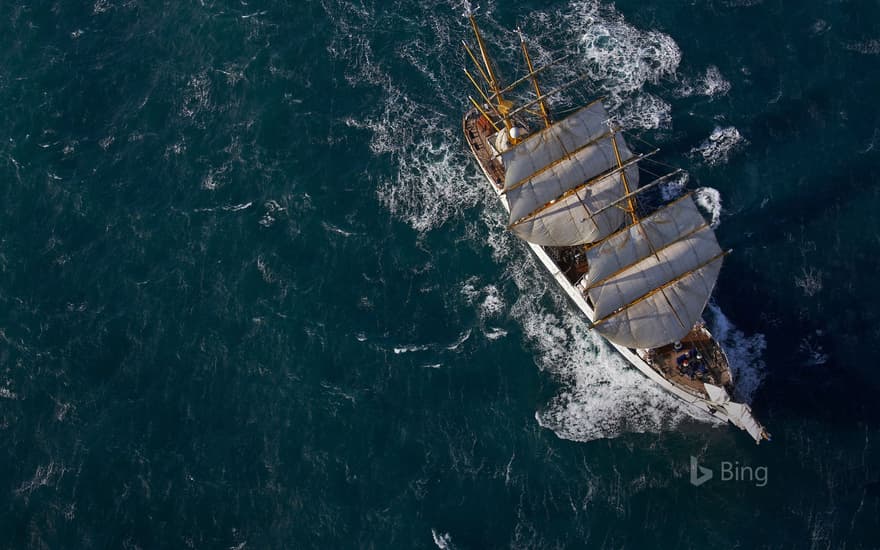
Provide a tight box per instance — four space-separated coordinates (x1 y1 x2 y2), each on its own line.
691 126 747 166
694 187 723 228
706 304 767 403
676 65 732 98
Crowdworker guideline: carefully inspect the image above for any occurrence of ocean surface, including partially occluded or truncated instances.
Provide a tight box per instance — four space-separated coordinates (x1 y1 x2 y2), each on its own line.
1 0 879 547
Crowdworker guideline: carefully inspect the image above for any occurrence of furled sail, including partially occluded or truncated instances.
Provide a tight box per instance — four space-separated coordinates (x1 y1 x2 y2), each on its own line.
500 102 638 246
584 196 724 349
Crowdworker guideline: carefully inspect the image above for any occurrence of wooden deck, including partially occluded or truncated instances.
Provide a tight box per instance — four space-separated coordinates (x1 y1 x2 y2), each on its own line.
463 111 506 188
642 326 732 397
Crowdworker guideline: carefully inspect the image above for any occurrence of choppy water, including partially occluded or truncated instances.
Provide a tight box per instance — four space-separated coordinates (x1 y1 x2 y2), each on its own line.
1 0 878 548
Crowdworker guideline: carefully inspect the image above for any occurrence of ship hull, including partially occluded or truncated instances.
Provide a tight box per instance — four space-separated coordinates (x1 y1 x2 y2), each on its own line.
463 110 768 443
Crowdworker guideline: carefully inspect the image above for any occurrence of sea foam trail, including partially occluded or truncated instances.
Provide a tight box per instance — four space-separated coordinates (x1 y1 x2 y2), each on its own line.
327 0 766 441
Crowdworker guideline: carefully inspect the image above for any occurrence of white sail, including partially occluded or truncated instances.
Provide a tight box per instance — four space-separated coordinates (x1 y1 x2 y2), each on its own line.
585 196 723 349
501 102 638 246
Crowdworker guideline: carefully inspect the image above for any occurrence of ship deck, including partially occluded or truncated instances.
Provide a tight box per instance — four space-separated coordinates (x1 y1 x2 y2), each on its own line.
642 328 732 397
464 109 733 402
464 111 505 188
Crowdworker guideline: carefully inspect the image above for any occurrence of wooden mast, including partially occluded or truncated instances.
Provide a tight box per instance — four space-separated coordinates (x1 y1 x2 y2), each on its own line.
518 29 551 128
609 123 639 225
605 121 689 331
467 15 513 134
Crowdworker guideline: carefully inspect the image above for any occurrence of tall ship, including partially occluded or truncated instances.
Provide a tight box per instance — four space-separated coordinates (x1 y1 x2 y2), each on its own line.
461 15 770 443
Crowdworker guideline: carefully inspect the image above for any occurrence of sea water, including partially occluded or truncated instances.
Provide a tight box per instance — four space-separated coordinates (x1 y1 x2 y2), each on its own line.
0 0 878 547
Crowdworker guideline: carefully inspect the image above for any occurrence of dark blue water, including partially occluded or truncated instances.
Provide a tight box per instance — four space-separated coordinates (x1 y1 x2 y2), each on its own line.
1 1 878 548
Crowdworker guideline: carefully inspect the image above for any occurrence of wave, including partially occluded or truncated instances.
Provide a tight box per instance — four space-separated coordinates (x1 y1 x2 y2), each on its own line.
694 187 723 228
676 65 732 98
690 126 747 166
706 304 766 403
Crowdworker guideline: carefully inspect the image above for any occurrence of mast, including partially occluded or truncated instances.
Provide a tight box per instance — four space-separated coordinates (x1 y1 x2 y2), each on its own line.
492 53 572 99
589 169 684 219
467 15 513 134
505 74 591 119
518 29 551 128
609 123 639 225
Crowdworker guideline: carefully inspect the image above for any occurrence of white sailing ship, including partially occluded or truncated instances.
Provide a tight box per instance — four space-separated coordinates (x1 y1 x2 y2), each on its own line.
461 15 770 443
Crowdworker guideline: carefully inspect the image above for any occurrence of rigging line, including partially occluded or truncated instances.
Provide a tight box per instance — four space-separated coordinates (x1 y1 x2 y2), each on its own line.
617 131 684 172
589 170 684 218
489 51 575 100
583 192 696 252
505 74 593 119
518 28 551 128
609 123 688 331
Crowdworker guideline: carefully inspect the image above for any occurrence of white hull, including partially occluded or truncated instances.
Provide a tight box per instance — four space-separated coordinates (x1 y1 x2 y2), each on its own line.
467 130 768 443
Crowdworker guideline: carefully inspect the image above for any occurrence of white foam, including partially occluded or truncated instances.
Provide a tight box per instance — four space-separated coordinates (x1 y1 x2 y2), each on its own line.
799 334 829 366
223 202 252 212
485 327 508 340
321 221 355 237
431 529 454 550
93 0 111 14
259 200 284 228
676 65 732 98
844 39 880 55
446 330 472 351
562 1 680 130
659 171 689 202
706 304 766 403
691 126 746 166
15 462 65 496
811 19 831 35
0 387 17 400
524 305 708 442
496 244 708 441
479 285 504 319
393 344 431 354
694 187 723 228
346 98 482 234
256 256 275 284
181 71 212 119
567 2 681 95
616 93 672 131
